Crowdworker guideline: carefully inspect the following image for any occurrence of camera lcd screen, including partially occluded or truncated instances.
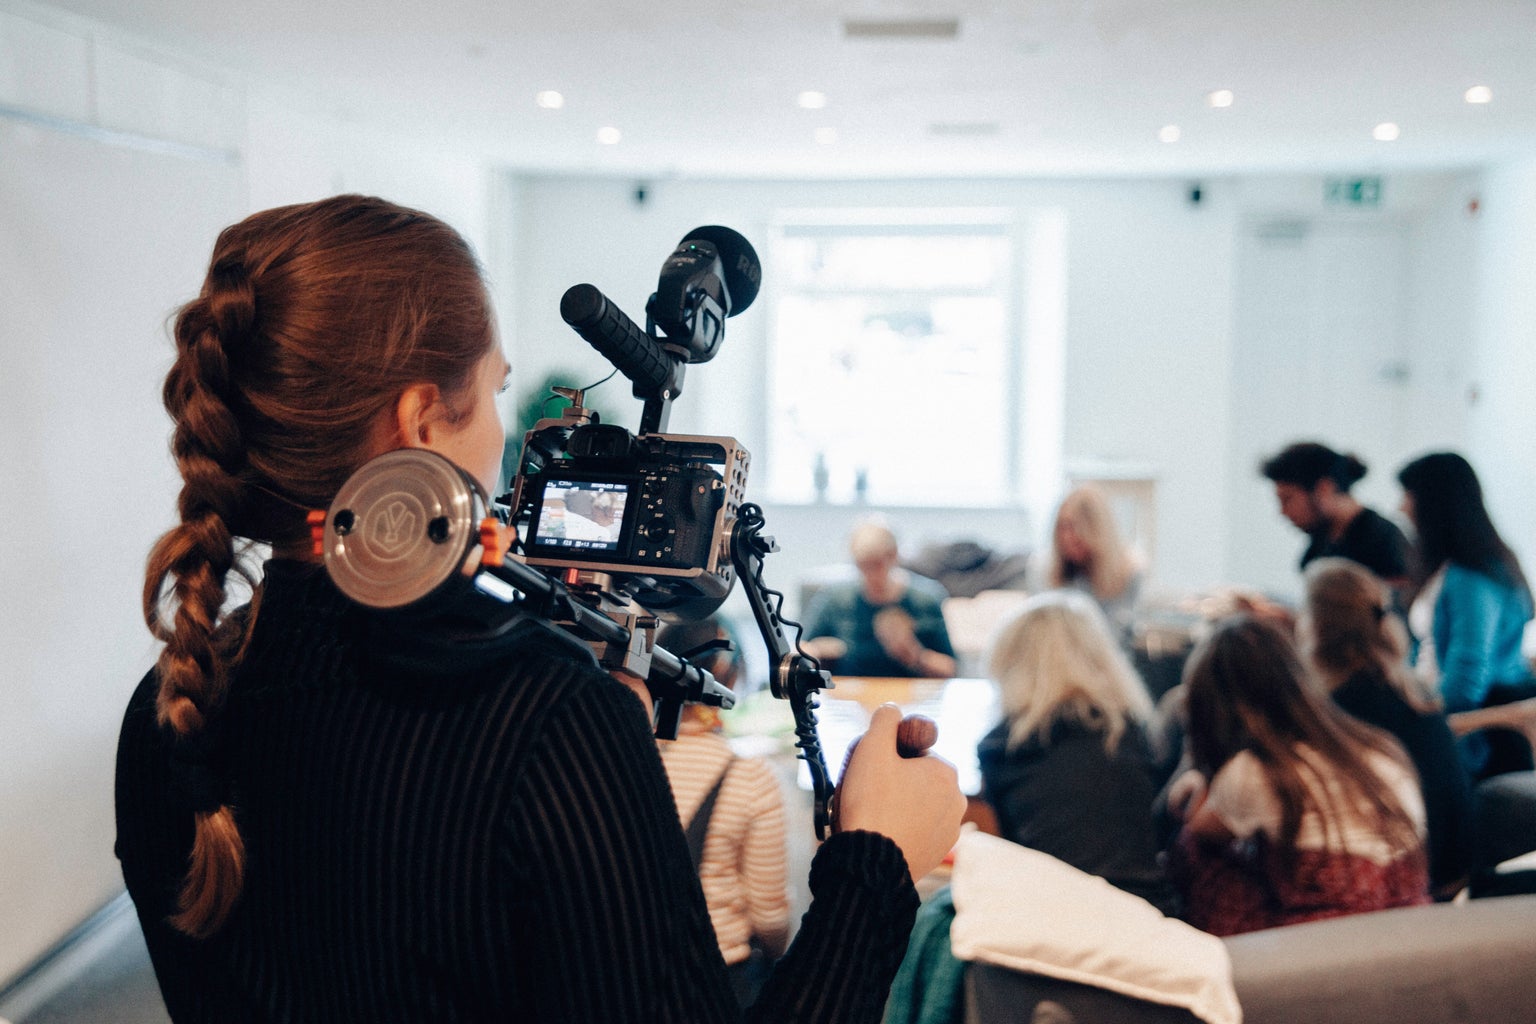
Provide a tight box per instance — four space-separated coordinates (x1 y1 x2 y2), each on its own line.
529 478 631 553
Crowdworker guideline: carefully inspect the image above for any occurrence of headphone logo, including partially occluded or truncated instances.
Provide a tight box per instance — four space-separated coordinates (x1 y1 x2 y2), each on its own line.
371 498 419 557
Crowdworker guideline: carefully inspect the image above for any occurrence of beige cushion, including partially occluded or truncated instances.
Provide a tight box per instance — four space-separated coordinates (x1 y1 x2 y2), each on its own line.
949 829 1240 1024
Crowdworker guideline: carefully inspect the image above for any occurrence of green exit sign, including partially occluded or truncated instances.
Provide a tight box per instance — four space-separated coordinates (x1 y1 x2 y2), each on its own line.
1325 177 1383 207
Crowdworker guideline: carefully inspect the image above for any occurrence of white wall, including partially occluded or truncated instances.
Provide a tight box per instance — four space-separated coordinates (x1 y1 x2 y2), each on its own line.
1466 159 1536 577
0 1 501 982
0 117 242 986
1220 173 1481 600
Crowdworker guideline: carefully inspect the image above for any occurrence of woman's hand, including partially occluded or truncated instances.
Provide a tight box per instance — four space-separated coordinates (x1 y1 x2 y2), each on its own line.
872 609 959 678
834 703 966 882
872 607 922 665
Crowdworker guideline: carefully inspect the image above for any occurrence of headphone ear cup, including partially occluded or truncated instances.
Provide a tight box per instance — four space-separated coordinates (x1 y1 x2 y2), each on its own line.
321 449 486 610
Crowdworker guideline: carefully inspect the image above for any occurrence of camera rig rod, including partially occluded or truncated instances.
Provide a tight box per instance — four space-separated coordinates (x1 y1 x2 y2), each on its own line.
476 555 733 741
730 503 837 840
314 446 732 743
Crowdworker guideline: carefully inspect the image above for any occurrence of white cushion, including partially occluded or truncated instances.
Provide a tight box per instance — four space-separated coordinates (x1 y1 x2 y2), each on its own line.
949 829 1241 1024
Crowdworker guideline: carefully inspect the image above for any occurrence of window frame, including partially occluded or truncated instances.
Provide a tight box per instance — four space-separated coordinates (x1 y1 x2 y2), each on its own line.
762 208 1024 509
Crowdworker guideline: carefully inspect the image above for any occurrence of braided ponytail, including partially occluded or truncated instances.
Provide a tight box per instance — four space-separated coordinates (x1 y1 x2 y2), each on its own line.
143 255 258 938
141 195 496 939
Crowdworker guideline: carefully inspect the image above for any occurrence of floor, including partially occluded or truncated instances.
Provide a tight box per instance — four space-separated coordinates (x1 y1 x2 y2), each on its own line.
0 895 169 1024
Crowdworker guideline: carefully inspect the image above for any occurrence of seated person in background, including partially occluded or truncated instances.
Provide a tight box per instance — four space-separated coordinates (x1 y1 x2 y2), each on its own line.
1397 451 1536 778
655 617 792 1008
1261 441 1412 589
1170 616 1429 936
1042 484 1142 640
1300 558 1473 896
977 591 1180 916
801 521 957 678
561 486 622 542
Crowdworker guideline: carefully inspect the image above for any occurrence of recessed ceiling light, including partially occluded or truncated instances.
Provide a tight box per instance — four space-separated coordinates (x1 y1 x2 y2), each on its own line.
596 126 622 145
1465 85 1493 105
1373 122 1400 142
814 127 838 145
1207 89 1234 109
1159 124 1181 143
798 91 828 110
534 90 564 110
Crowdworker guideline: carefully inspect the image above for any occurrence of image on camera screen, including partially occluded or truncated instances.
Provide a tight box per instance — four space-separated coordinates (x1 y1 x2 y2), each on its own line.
533 479 629 552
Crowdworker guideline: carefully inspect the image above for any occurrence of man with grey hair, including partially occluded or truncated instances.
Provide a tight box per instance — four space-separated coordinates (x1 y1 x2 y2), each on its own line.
802 521 957 678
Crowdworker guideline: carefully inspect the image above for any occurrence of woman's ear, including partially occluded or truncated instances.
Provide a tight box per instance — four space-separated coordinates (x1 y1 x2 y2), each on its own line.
393 382 446 448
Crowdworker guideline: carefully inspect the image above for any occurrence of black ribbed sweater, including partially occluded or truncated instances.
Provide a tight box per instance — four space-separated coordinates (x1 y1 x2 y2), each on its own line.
115 561 918 1022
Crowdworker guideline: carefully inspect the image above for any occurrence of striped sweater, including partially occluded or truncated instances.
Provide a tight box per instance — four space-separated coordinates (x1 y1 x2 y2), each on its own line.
114 560 919 1023
659 728 791 964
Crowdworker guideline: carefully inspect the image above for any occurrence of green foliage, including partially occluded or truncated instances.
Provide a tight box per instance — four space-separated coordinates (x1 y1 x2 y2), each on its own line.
497 369 617 491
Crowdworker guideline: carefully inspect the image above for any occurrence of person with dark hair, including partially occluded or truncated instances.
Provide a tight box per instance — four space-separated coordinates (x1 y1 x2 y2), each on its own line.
1397 451 1536 777
1260 441 1411 585
114 195 966 1023
655 616 790 1007
1169 616 1428 936
1300 558 1472 896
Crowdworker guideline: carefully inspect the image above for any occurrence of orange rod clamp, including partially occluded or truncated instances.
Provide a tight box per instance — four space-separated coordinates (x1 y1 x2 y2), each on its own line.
479 518 513 567
306 510 326 558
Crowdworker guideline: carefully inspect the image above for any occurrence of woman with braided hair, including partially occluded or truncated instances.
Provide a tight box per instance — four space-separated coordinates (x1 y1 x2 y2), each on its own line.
115 195 965 1023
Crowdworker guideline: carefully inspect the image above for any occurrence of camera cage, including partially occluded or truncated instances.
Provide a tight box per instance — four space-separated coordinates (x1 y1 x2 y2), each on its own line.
316 227 837 838
504 414 749 622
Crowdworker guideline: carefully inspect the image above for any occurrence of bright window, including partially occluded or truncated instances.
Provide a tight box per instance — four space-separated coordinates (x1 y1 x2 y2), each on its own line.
766 214 1014 506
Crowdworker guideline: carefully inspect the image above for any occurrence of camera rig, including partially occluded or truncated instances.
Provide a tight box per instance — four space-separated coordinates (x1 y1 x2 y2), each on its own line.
314 227 837 838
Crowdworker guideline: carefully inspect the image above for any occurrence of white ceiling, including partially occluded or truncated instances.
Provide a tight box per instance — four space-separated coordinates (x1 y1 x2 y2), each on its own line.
42 0 1536 178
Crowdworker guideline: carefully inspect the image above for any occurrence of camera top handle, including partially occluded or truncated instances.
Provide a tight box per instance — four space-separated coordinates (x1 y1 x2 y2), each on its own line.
560 282 685 436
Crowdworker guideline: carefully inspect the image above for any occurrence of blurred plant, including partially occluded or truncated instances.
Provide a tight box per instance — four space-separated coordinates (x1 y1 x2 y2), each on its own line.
498 369 615 491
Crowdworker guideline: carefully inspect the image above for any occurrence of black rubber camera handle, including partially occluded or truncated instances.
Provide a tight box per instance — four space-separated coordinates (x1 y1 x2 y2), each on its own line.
561 283 676 399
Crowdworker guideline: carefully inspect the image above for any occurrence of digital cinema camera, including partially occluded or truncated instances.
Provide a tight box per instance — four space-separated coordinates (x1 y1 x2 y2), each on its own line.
314 226 838 837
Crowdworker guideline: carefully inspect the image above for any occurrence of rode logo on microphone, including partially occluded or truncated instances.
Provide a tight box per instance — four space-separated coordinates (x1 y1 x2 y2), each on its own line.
734 253 760 287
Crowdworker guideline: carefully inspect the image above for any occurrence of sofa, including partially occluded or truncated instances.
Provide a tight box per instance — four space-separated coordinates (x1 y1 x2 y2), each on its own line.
964 893 1536 1024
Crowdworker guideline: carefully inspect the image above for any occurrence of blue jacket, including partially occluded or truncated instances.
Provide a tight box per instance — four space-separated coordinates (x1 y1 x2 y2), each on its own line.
1431 563 1534 774
1433 563 1533 714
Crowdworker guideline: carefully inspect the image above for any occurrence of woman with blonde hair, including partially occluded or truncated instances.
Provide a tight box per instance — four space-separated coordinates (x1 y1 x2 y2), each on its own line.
1301 558 1472 895
1046 485 1142 636
977 590 1178 914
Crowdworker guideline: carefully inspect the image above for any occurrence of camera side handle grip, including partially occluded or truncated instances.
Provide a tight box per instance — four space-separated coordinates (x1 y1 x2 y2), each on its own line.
561 283 676 400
